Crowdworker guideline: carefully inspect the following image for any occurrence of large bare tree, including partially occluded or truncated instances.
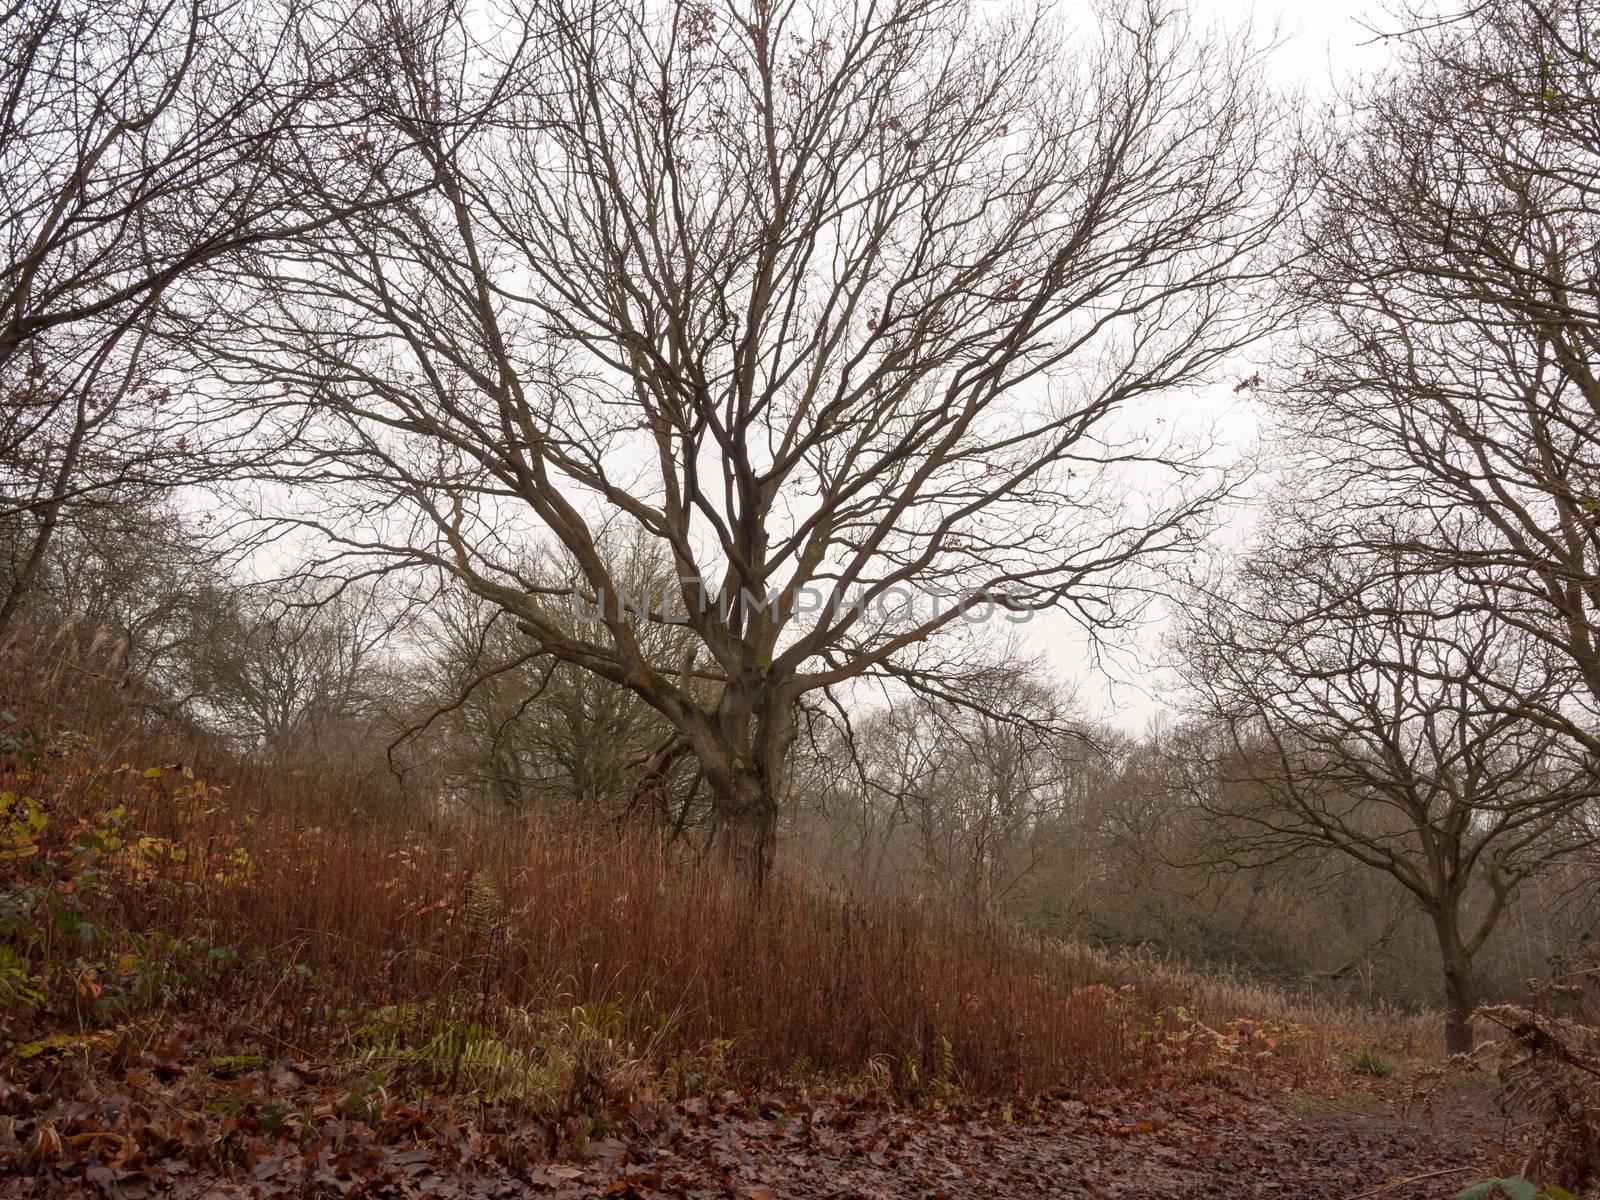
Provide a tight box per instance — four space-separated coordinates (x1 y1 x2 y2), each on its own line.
1279 0 1600 723
1176 513 1600 1053
217 0 1287 884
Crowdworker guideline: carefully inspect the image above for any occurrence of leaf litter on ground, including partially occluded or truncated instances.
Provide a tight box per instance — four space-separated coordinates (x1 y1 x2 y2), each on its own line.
0 1028 1499 1200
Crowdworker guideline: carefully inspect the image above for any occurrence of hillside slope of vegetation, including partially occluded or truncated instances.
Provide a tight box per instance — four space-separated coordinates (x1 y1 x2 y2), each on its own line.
6 0 1600 1192
0 690 1467 1196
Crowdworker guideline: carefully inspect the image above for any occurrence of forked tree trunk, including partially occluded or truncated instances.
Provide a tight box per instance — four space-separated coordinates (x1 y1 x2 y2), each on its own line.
694 690 793 895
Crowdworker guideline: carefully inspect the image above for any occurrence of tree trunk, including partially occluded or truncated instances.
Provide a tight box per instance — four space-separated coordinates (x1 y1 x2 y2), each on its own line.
688 682 795 895
722 786 777 893
0 386 95 646
0 498 63 646
1430 908 1478 1055
1440 954 1477 1055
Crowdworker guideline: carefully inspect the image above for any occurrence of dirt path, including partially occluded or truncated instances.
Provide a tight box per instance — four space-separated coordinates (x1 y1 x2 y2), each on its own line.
542 1082 1500 1200
1 1071 1503 1199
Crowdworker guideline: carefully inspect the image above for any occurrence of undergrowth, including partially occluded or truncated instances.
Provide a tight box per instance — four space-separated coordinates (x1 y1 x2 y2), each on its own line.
0 711 1425 1116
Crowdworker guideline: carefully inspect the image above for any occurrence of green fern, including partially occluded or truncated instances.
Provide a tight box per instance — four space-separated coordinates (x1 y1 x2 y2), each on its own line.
464 869 503 942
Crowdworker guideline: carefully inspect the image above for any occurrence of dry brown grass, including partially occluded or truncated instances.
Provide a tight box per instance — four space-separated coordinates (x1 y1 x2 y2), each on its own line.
0 689 1435 1104
80 761 1154 1094
1088 945 1443 1062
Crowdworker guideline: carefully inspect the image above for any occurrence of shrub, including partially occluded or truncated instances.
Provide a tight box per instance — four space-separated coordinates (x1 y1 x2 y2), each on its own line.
1346 1045 1394 1078
1473 950 1600 1195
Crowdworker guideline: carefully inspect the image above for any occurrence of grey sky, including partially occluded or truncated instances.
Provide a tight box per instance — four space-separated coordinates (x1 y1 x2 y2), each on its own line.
1059 0 1404 731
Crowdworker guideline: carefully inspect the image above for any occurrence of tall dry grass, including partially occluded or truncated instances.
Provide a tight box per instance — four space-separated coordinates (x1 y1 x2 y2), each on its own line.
2 684 1434 1103
96 760 1156 1094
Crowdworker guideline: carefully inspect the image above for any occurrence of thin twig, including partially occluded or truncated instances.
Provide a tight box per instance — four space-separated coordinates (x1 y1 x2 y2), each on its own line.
1343 1165 1473 1200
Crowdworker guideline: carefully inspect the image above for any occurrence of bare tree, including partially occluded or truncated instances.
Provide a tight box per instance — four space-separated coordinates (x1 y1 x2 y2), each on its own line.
195 580 403 761
789 698 937 894
0 494 252 729
0 0 417 640
1279 0 1600 724
1176 514 1600 1053
897 680 1072 919
218 0 1287 885
796 668 1074 913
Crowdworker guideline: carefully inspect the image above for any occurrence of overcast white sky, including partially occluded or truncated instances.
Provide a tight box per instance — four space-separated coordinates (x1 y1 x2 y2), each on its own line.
1051 0 1403 732
1197 0 1398 87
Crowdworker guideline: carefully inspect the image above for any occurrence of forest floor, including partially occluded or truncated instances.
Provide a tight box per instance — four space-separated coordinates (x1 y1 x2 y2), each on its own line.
0 712 1508 1199
1 1048 1503 1200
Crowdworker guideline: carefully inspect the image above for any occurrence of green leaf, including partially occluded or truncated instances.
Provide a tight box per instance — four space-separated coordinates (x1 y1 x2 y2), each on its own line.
1456 1180 1549 1200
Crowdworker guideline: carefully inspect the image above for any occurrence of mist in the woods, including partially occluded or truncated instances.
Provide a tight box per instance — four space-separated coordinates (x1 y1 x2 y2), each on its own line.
5 0 1600 1195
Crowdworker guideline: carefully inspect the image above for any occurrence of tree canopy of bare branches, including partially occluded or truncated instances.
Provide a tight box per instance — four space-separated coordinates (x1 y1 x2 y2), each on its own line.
0 0 418 640
1280 0 1600 727
214 0 1288 884
1177 511 1600 1052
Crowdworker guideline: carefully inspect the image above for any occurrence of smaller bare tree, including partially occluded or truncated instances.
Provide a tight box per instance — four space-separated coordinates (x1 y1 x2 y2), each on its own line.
1177 514 1600 1053
396 546 710 831
196 581 403 763
799 669 1075 918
